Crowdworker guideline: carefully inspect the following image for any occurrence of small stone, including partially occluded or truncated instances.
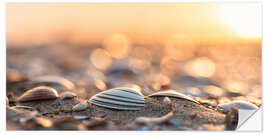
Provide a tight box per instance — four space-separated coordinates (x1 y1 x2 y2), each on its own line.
169 120 182 126
139 126 150 131
73 115 89 120
72 103 89 112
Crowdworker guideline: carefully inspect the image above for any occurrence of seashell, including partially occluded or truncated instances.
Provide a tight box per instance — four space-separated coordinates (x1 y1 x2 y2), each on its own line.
218 100 258 112
89 87 145 110
135 111 173 125
17 86 59 102
72 103 89 111
10 105 33 111
148 90 199 104
31 75 75 90
60 91 77 100
163 97 172 106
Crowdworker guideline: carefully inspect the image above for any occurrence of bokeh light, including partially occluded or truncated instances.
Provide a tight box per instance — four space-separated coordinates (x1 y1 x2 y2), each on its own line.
128 58 151 73
224 80 248 94
185 57 216 78
102 33 131 59
219 3 261 38
90 48 112 70
203 85 225 97
164 34 196 61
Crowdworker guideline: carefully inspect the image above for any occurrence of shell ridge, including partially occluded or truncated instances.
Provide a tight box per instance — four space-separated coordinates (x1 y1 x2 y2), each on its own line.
102 93 144 101
92 97 145 106
91 100 143 110
96 94 145 104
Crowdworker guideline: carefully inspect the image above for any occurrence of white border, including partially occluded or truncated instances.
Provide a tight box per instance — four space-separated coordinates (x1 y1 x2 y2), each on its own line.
0 0 269 135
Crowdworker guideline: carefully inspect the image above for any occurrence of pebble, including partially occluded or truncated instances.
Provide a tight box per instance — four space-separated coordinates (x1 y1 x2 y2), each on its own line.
73 115 89 120
169 120 182 126
139 126 150 131
72 103 89 112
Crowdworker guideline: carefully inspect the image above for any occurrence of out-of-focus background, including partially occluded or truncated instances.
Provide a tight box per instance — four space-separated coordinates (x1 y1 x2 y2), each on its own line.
6 3 262 100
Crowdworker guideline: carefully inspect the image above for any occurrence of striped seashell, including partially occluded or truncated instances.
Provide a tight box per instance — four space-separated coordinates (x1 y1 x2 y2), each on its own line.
31 75 75 90
89 87 145 110
17 86 59 102
148 90 199 104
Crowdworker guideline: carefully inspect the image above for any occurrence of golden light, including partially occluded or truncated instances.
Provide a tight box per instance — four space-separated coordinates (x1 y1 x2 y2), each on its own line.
164 34 196 61
218 3 261 38
128 58 151 73
224 80 248 94
94 79 107 91
203 85 225 97
102 33 131 59
90 48 112 70
185 57 216 78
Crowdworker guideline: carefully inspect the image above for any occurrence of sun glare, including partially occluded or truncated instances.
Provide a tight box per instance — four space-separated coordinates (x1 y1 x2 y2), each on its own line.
219 3 261 38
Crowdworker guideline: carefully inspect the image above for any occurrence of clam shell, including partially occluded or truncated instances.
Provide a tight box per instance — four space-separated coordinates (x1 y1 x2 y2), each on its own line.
148 90 199 104
17 86 59 102
60 91 77 100
89 87 145 110
218 100 258 112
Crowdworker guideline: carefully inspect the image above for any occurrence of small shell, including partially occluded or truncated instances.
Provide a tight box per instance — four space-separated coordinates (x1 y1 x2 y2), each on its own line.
89 87 145 110
10 106 33 111
17 86 59 102
60 91 77 100
218 100 258 112
31 75 75 90
148 90 199 104
135 112 173 125
72 103 89 111
163 97 172 106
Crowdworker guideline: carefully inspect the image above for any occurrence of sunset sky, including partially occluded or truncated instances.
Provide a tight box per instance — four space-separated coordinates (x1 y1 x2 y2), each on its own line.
6 3 261 46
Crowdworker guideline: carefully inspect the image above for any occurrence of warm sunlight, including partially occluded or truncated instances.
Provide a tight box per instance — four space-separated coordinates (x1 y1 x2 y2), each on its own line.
219 3 261 39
